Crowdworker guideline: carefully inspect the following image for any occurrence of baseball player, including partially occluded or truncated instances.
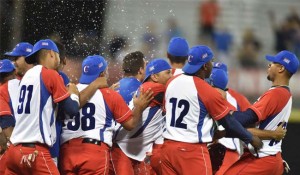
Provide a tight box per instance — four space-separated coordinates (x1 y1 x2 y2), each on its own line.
59 55 153 175
167 37 189 76
224 50 299 175
1 43 33 173
0 59 19 174
117 51 146 104
5 39 80 175
209 66 287 175
161 45 262 175
111 58 172 175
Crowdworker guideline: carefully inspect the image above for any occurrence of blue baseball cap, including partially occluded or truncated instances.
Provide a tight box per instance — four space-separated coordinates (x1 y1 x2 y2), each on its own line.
168 37 189 57
143 58 171 82
79 55 108 84
4 42 33 57
182 45 214 74
25 39 59 64
0 59 15 73
210 68 228 90
266 50 299 74
213 62 228 72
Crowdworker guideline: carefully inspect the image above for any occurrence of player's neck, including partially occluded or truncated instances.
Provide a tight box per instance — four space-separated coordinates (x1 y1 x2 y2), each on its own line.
171 63 184 69
123 74 142 82
272 78 289 87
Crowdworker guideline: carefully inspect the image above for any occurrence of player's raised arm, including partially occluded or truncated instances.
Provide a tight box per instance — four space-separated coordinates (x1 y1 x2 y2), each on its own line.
78 76 108 108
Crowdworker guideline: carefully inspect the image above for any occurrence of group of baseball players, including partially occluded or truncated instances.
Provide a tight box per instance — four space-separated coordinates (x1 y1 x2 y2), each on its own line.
0 36 299 175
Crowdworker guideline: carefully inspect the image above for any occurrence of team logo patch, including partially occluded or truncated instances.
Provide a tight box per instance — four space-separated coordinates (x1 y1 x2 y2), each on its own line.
215 62 221 67
283 58 290 64
188 55 193 62
83 65 89 73
202 53 208 59
41 42 49 46
149 66 155 72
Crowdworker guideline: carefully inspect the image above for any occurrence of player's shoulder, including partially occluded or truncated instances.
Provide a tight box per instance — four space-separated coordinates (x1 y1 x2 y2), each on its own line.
266 86 291 96
41 66 60 75
0 81 8 90
119 77 141 90
100 88 121 97
141 82 165 92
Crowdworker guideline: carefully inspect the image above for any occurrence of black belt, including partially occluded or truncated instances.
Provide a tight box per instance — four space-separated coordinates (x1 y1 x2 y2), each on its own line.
21 143 36 148
82 138 102 146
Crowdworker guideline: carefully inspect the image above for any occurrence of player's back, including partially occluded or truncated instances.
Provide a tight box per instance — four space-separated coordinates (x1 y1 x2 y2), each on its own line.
164 74 214 143
117 77 141 105
62 83 133 147
11 65 57 146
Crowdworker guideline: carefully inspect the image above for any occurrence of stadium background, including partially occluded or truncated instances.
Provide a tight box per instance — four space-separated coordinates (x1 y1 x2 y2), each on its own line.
0 0 299 174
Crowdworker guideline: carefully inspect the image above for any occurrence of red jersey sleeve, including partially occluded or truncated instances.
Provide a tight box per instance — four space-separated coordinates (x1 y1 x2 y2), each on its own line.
0 83 12 116
41 67 70 103
141 82 165 107
194 77 233 120
250 87 291 121
228 88 251 111
101 88 133 124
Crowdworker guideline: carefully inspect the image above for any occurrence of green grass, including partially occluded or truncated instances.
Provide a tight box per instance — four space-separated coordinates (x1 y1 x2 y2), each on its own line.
290 109 300 123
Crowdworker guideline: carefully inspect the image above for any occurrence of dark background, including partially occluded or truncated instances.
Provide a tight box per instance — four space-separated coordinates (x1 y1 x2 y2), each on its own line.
0 0 107 57
282 123 300 175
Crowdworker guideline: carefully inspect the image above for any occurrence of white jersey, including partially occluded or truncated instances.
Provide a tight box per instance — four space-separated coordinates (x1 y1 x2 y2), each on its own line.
172 68 183 76
11 65 69 146
248 86 291 157
115 106 164 161
114 82 166 161
0 79 20 117
163 74 231 143
61 84 131 147
218 92 242 154
8 79 20 112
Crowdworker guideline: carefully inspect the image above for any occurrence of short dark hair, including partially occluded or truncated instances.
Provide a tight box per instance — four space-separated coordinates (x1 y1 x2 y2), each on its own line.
54 41 66 60
167 53 188 64
122 51 145 76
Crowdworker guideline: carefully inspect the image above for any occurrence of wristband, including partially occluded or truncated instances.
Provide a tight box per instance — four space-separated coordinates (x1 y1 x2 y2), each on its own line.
70 94 80 105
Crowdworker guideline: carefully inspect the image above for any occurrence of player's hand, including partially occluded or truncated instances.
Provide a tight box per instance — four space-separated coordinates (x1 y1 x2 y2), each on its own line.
110 82 120 91
20 150 38 168
93 77 108 89
273 122 287 141
213 130 226 142
250 135 263 150
133 88 153 110
67 83 79 96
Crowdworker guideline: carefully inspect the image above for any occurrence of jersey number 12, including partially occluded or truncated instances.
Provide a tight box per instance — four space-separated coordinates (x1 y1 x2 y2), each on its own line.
169 98 189 129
